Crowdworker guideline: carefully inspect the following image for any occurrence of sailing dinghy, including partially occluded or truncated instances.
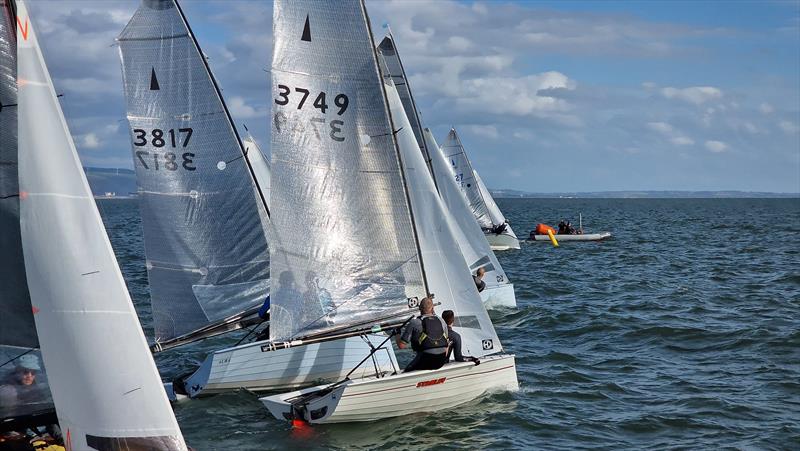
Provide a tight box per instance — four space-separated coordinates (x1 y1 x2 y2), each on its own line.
7 1 187 447
260 0 518 424
377 34 516 308
442 128 521 251
117 0 395 399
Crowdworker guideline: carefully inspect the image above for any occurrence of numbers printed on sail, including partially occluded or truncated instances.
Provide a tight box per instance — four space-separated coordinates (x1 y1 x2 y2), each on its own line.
274 85 348 115
135 150 196 172
133 128 193 148
274 111 346 143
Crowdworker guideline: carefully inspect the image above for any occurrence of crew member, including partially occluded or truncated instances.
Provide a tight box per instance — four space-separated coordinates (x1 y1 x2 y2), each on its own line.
397 296 449 372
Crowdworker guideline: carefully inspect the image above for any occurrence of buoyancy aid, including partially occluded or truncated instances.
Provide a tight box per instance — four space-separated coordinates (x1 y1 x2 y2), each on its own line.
417 316 448 351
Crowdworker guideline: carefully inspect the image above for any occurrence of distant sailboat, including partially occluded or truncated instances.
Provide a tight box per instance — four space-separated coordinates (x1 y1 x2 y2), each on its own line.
117 0 395 399
442 128 521 250
7 1 187 447
261 0 518 424
377 34 516 308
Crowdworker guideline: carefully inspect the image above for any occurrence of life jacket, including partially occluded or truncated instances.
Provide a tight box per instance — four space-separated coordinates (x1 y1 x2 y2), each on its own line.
417 316 448 351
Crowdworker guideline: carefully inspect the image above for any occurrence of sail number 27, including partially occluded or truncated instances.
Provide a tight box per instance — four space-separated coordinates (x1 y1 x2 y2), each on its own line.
132 128 196 171
274 85 348 142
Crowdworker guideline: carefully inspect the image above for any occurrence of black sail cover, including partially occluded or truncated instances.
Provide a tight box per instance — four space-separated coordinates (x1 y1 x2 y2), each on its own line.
117 0 271 342
269 0 426 341
0 0 54 422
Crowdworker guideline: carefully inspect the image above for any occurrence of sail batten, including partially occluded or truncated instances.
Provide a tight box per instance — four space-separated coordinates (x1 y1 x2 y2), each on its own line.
118 0 270 342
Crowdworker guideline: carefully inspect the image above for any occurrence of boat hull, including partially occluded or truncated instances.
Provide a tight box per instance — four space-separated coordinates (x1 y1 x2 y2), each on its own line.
260 354 518 424
485 231 520 251
529 232 611 242
480 283 516 308
172 335 398 398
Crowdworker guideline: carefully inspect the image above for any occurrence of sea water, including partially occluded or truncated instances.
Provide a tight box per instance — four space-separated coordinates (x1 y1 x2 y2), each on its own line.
97 198 800 450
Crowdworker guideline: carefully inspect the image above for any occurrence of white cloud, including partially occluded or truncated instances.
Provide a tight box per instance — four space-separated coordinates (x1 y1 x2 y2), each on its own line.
671 136 694 146
227 96 264 119
81 133 100 149
779 120 799 134
759 103 774 114
465 125 499 139
647 121 674 134
705 140 728 153
661 86 723 104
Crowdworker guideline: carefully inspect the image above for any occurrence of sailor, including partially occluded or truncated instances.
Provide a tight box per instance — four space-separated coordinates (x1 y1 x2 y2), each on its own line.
557 220 568 234
566 221 576 235
397 296 449 372
473 267 486 293
0 354 48 415
441 310 480 365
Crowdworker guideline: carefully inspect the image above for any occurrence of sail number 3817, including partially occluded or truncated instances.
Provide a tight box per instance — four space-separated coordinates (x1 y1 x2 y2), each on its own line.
132 127 196 171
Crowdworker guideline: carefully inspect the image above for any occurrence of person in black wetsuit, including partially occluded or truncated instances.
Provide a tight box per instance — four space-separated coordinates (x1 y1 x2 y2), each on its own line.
441 310 480 366
397 296 449 372
473 267 486 293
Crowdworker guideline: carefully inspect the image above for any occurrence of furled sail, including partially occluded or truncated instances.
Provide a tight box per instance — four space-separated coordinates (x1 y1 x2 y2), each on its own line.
423 128 512 293
269 0 426 341
387 83 502 358
375 33 513 300
118 0 270 342
441 127 496 229
0 0 55 424
17 0 185 447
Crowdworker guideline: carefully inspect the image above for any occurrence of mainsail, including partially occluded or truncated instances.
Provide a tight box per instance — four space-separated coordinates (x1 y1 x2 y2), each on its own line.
118 0 271 343
17 0 185 447
474 168 508 228
269 0 426 342
376 33 513 300
386 83 502 357
442 127 496 229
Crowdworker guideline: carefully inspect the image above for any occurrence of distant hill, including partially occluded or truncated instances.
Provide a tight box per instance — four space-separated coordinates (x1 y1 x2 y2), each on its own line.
83 167 137 197
490 189 799 199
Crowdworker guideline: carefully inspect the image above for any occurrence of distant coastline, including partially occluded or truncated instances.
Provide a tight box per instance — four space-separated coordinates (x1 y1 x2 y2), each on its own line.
490 189 800 199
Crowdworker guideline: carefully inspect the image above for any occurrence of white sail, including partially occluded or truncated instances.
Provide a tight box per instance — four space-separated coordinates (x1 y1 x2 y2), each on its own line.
387 84 501 357
17 1 185 447
474 168 509 230
442 128 494 229
423 129 514 299
243 132 271 209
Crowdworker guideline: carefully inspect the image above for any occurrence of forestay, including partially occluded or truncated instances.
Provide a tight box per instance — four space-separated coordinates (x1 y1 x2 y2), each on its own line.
386 83 502 358
423 129 512 293
0 0 55 422
118 0 270 342
17 0 185 447
269 0 425 341
442 128 496 229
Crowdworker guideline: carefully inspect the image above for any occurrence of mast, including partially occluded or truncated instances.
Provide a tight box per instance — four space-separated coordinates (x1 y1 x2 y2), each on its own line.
173 0 270 218
364 1 429 295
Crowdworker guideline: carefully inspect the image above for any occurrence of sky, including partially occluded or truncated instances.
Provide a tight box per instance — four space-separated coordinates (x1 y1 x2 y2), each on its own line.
24 0 800 193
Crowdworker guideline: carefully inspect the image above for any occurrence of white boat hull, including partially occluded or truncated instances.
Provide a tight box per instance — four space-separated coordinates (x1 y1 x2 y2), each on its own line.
485 231 520 251
260 354 518 424
480 283 516 308
529 232 612 242
172 335 398 398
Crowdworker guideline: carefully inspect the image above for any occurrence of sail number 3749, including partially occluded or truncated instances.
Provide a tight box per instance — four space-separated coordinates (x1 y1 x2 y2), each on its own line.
274 85 348 142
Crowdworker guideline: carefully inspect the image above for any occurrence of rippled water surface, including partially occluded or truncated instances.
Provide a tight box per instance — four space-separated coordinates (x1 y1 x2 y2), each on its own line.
97 198 800 450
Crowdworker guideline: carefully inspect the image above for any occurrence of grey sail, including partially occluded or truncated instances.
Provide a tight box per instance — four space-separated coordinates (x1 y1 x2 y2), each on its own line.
376 34 435 186
0 0 35 350
0 0 55 423
269 0 425 341
442 128 495 229
118 0 270 342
